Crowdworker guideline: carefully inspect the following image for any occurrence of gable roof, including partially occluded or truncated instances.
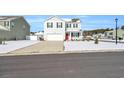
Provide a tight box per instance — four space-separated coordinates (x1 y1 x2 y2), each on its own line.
45 16 65 22
45 16 81 23
0 16 21 21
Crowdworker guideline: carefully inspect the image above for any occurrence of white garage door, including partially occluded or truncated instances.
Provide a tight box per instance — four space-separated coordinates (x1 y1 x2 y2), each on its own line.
47 34 64 41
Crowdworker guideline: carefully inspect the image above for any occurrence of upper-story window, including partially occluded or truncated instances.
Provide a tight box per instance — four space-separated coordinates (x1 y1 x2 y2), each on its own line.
66 23 71 28
7 21 9 26
47 22 53 28
69 24 71 28
66 24 69 28
109 32 113 35
57 22 62 28
11 22 15 28
4 21 9 27
4 21 6 26
73 24 76 28
73 24 78 28
76 24 78 28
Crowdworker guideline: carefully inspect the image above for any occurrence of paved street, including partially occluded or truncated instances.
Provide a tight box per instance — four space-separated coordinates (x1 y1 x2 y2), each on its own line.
0 52 124 78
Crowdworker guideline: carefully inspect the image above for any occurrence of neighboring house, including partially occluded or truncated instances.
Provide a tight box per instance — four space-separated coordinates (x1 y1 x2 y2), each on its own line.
113 29 124 40
0 16 30 40
104 30 114 39
105 29 124 40
44 16 82 41
92 33 105 39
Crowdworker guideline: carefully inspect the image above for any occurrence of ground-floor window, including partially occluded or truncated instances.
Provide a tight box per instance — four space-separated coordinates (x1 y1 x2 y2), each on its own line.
72 33 79 37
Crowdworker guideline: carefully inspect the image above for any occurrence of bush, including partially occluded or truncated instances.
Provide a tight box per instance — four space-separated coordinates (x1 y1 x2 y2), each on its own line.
95 38 99 44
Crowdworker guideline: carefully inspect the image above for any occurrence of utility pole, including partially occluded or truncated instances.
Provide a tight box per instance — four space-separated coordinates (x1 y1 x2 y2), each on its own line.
115 18 118 44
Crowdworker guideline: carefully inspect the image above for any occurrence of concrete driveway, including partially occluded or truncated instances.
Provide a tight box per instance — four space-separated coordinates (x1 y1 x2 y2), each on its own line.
10 41 64 55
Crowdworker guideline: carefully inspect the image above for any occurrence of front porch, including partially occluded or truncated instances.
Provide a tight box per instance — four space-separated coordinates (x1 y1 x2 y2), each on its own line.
65 32 82 41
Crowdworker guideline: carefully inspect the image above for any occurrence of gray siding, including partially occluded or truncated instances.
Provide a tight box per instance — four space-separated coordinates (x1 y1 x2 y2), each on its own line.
0 17 30 40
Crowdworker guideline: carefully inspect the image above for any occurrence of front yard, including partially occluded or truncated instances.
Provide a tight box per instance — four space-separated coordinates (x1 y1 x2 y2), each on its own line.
0 40 39 54
64 41 124 52
1 40 124 55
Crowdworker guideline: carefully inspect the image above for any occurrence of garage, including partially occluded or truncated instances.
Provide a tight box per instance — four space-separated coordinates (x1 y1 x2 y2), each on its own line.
46 33 64 41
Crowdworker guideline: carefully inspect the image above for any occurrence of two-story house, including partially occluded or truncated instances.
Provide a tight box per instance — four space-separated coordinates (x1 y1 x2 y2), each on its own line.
65 18 81 41
0 16 30 40
44 16 82 41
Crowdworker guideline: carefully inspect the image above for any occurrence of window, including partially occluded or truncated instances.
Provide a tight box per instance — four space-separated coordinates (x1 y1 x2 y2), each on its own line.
47 22 53 28
69 24 71 28
66 23 72 28
76 24 78 28
109 32 113 35
66 24 69 28
4 21 6 26
73 24 76 28
11 22 15 28
7 21 9 26
57 22 62 28
4 21 9 27
73 24 78 28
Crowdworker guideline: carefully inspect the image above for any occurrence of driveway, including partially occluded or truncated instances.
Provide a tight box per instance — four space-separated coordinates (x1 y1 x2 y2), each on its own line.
10 41 64 55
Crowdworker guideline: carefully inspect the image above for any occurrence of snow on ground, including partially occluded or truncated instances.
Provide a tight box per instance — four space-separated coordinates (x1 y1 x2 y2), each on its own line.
0 40 40 53
64 41 124 51
100 39 124 42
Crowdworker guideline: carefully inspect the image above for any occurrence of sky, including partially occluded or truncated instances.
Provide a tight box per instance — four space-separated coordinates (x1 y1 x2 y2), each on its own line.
24 15 124 32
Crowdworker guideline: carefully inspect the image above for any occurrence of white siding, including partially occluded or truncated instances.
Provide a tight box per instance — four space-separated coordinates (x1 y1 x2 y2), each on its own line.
44 16 65 41
66 22 81 32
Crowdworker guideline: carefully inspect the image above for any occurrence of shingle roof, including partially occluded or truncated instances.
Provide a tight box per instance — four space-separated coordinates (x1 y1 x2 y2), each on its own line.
0 16 20 20
45 16 65 22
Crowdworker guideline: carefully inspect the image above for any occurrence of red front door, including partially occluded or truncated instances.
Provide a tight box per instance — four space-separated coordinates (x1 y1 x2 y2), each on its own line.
65 33 69 40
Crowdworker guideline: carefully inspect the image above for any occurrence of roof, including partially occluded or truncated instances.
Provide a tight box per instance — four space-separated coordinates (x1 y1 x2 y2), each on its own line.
63 18 80 23
45 16 65 22
0 16 21 21
63 18 72 22
45 16 80 23
0 25 9 31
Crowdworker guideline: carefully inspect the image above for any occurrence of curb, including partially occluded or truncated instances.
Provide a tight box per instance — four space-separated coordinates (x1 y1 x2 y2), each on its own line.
1 49 124 56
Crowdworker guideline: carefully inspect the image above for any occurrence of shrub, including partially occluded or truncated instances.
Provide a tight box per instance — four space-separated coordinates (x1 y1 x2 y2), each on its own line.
95 38 99 44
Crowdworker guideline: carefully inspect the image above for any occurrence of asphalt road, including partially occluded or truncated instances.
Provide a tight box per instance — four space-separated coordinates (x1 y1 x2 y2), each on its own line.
0 52 124 78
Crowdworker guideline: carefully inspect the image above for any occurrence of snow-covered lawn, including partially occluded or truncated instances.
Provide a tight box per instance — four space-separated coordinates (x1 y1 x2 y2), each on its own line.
64 41 124 51
0 40 40 53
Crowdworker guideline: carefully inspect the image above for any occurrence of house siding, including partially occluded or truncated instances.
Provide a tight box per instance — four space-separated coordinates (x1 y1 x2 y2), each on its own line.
0 16 30 40
44 16 81 41
44 17 65 41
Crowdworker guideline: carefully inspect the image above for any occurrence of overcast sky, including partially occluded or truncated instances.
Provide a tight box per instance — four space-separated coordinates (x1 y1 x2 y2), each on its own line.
24 15 124 32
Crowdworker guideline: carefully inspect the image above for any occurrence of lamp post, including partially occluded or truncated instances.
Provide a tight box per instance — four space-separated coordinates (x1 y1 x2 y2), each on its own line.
115 18 118 44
